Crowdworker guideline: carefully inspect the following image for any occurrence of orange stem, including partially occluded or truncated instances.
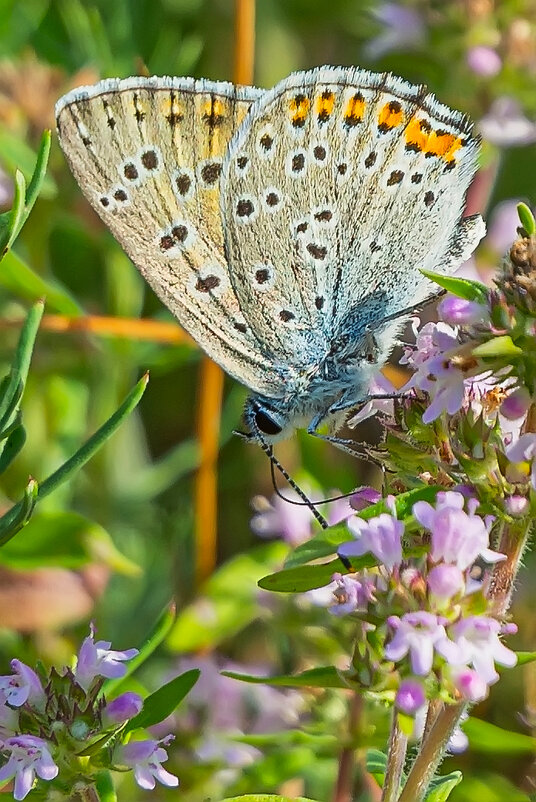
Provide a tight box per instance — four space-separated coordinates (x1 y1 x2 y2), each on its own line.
194 0 256 586
15 314 193 344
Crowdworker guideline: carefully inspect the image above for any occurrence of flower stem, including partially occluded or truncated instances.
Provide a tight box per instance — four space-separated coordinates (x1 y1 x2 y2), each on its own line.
397 702 465 802
399 519 531 802
381 712 408 802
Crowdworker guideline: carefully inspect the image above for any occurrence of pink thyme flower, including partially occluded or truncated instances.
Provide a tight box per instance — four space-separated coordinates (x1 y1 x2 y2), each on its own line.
448 616 518 684
250 490 314 546
0 735 58 800
501 388 531 421
74 624 139 692
395 678 426 715
480 97 536 147
427 564 466 604
103 692 143 726
466 45 501 77
413 491 504 569
339 508 404 572
438 295 488 325
451 667 488 702
385 612 450 676
0 661 45 709
329 572 376 616
116 736 179 790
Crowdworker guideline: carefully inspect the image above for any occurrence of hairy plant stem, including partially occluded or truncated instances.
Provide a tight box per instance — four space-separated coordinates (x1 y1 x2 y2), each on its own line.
397 519 531 802
381 712 408 802
70 784 101 802
423 698 444 741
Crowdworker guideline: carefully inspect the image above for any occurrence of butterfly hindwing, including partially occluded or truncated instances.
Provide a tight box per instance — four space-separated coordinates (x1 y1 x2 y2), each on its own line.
55 76 286 396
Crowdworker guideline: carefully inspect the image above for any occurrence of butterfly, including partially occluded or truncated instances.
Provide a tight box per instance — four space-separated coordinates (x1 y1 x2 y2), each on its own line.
55 66 484 445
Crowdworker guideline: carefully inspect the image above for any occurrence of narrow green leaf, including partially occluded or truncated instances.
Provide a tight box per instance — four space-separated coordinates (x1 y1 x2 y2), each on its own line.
420 269 489 303
0 128 55 200
366 749 388 775
0 424 26 474
94 771 118 802
515 651 536 666
425 772 463 802
0 132 52 258
0 478 39 544
103 603 176 696
0 250 83 315
258 560 342 593
24 131 52 211
13 299 44 385
464 717 536 753
38 373 149 499
0 171 26 258
472 335 523 358
221 794 321 801
222 666 348 690
0 373 23 433
518 202 536 237
124 669 200 733
0 374 148 545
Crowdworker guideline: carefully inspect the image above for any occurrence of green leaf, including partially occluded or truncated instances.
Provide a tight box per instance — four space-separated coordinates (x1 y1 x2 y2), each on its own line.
103 604 177 696
464 717 536 753
0 424 26 473
258 560 343 593
222 666 348 690
167 541 288 651
0 171 26 259
0 374 148 546
0 510 139 573
420 269 489 303
518 202 536 236
284 486 444 568
12 299 44 385
366 748 388 775
472 335 523 357
222 794 315 802
124 669 200 733
425 771 462 801
515 651 536 666
0 131 53 258
94 771 118 802
1 478 39 541
0 373 23 434
0 250 83 315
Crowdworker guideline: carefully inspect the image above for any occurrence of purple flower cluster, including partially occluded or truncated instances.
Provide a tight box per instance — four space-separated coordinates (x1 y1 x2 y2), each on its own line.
0 626 178 799
328 492 517 716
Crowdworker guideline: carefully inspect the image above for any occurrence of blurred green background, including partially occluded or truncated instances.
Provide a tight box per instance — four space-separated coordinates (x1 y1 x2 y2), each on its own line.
1 1 536 800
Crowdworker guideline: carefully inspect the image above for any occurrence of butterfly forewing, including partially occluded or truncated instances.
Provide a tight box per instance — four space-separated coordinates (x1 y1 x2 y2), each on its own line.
55 76 286 396
220 67 483 365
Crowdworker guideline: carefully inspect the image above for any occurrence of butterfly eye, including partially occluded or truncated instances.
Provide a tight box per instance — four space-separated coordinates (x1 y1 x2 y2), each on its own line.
254 409 283 436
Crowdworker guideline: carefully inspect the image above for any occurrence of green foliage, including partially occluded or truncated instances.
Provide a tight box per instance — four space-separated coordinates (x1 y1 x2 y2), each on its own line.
419 269 489 303
125 668 200 732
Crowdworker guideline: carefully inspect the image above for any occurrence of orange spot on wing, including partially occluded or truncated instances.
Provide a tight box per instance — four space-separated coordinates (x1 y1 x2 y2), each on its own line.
316 90 335 120
404 116 430 152
426 130 463 163
343 92 365 125
378 100 404 131
289 94 310 126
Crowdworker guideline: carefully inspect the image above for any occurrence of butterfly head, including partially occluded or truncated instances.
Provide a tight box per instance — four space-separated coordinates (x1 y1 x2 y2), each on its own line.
243 396 297 444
